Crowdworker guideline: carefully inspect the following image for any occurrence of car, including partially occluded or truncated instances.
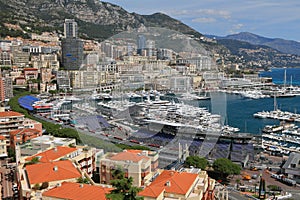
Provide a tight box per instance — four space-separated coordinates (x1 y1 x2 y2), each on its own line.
252 174 258 179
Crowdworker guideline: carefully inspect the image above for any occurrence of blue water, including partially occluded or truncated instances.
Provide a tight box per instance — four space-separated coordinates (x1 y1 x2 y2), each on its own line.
259 67 300 86
197 94 300 135
220 67 300 134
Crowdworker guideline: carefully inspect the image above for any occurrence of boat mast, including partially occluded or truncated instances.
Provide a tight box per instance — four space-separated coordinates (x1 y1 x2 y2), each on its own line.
284 68 287 91
273 93 277 111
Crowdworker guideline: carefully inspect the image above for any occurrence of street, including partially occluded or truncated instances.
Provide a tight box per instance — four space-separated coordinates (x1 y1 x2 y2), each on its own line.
0 159 18 199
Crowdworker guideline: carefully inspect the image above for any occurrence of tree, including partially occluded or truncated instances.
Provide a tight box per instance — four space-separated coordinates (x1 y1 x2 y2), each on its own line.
32 183 40 190
77 177 90 184
7 148 16 162
231 162 242 175
213 158 241 178
106 167 143 200
184 156 209 170
40 182 49 190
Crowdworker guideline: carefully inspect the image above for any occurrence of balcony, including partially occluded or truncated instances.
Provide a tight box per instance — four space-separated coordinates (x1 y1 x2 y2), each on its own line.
80 161 87 167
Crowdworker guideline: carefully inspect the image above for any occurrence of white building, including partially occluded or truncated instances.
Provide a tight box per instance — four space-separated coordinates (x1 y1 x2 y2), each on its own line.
170 76 193 92
282 152 300 184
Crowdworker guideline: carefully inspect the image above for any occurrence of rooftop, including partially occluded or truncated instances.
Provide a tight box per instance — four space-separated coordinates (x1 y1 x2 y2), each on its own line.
31 135 75 144
109 150 150 162
25 146 77 163
0 111 24 118
10 128 40 136
138 185 165 198
26 160 81 184
283 152 300 169
139 170 198 197
42 182 112 200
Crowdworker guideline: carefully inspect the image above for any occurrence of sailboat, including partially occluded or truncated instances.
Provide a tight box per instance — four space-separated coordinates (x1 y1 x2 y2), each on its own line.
180 81 210 101
271 68 295 98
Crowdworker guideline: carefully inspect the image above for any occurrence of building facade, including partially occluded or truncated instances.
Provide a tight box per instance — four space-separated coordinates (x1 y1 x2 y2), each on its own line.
100 150 159 187
61 38 84 70
0 111 25 140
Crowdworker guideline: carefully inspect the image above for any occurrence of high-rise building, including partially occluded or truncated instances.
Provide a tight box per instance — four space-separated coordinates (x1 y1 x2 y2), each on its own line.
61 19 83 70
0 71 13 102
0 76 5 102
64 19 78 38
61 38 84 70
137 35 146 55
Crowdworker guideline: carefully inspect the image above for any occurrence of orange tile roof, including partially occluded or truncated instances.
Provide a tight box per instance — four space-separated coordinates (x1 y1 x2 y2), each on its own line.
126 149 143 154
10 128 40 136
42 181 112 200
139 170 198 197
138 185 164 198
26 160 81 184
0 111 24 118
25 146 77 163
110 151 150 162
0 135 6 140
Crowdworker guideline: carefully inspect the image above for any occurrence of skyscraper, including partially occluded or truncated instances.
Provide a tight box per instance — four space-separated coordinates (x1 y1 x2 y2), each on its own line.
61 19 83 70
61 38 83 70
137 35 146 55
64 19 78 38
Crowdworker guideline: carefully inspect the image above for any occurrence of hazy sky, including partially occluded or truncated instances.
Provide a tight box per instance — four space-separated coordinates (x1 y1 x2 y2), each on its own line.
104 0 300 41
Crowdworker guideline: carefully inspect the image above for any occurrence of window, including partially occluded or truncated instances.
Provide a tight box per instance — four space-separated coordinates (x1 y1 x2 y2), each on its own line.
291 164 296 168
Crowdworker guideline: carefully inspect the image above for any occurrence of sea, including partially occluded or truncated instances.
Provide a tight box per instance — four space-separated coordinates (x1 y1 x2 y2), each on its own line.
198 68 300 135
259 67 300 86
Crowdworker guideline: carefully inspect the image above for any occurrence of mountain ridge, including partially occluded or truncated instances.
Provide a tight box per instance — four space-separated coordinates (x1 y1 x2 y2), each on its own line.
0 0 203 41
1 0 300 67
207 32 300 56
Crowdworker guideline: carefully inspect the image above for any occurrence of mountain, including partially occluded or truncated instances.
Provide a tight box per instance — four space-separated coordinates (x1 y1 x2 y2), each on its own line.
0 0 203 41
1 0 299 67
210 32 300 56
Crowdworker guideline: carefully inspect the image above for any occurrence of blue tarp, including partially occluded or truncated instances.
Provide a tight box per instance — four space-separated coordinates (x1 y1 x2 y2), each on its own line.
18 95 40 111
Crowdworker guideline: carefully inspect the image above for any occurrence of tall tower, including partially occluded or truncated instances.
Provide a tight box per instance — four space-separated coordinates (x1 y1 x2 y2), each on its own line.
0 70 5 102
64 19 78 38
61 19 83 70
137 35 146 55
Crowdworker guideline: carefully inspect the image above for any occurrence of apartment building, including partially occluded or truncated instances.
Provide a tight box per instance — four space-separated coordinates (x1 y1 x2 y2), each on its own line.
100 149 159 187
19 135 76 156
0 111 25 139
21 160 82 199
139 168 215 200
31 54 60 71
23 68 38 81
0 135 8 158
9 128 42 148
11 46 30 67
0 40 12 66
24 146 96 178
42 181 112 200
0 72 13 102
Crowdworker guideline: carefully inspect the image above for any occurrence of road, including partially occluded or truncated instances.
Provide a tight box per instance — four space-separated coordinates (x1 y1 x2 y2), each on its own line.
0 160 16 199
228 190 253 200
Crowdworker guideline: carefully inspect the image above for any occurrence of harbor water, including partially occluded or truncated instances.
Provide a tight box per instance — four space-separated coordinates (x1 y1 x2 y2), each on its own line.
196 93 300 135
259 67 300 86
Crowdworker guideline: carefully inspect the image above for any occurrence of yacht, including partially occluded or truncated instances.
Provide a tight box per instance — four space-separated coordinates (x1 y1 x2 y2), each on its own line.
180 92 210 101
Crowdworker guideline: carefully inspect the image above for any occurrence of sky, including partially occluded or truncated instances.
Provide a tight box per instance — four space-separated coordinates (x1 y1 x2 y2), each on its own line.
104 0 300 42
